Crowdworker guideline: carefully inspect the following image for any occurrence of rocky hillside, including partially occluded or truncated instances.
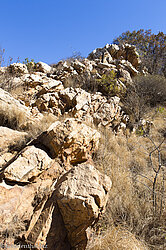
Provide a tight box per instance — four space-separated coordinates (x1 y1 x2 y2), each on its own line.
0 43 165 249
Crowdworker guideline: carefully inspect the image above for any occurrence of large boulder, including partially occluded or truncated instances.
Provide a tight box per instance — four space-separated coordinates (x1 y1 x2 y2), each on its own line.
92 96 124 127
35 62 52 74
59 87 91 112
3 146 52 183
36 118 101 164
8 63 29 75
0 88 31 117
55 163 112 249
124 44 141 69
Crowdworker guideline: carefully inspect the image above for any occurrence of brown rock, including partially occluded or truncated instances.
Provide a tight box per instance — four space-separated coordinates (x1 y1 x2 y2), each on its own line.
55 163 112 249
37 118 101 164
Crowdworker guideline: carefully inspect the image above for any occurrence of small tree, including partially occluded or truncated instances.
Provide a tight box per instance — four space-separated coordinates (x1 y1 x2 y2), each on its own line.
113 29 166 76
122 74 166 123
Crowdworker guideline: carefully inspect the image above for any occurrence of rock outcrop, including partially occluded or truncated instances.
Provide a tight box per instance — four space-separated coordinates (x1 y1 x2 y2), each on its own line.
0 112 111 249
0 42 144 249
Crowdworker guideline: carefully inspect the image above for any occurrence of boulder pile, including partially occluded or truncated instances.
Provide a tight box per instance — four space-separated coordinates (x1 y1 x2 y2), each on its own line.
0 43 143 249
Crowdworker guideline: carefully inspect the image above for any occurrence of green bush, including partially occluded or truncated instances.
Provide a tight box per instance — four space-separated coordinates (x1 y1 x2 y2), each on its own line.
23 58 36 73
97 70 126 97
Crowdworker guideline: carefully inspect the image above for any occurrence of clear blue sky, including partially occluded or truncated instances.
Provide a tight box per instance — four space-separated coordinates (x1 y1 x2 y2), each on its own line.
0 0 166 65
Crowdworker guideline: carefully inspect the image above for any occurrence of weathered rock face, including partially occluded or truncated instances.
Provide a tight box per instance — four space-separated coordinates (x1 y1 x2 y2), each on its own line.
8 63 29 75
35 62 52 74
51 43 142 92
0 178 55 249
0 88 31 119
88 43 141 70
0 159 111 249
37 118 101 165
0 42 143 249
55 163 112 249
3 146 52 183
0 127 28 157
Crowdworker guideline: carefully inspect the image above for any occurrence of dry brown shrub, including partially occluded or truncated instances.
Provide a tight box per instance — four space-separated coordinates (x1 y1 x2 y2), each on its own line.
88 226 148 250
0 100 57 153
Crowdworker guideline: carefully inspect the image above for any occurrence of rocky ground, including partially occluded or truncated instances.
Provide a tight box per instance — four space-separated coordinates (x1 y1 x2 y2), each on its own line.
0 43 165 249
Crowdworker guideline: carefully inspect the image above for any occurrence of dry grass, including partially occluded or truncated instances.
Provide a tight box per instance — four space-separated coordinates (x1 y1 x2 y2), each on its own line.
92 108 166 249
0 101 57 154
88 226 148 250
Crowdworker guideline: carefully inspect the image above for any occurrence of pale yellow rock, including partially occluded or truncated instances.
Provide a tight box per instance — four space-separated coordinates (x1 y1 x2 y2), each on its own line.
0 126 28 156
4 146 52 182
38 118 101 164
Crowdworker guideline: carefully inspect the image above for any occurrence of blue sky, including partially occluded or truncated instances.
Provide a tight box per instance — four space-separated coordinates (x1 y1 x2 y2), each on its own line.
0 0 166 65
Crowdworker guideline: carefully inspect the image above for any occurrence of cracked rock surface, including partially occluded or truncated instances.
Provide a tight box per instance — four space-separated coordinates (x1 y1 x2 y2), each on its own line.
55 163 112 249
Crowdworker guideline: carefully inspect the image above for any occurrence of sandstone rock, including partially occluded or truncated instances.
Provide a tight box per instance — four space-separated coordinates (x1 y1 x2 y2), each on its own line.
0 178 54 249
4 146 52 183
97 62 112 69
36 79 63 96
59 87 91 113
37 118 101 164
0 88 31 116
88 47 107 61
73 88 91 111
55 163 112 249
0 88 31 129
0 127 28 156
105 43 120 58
59 87 77 108
0 152 14 170
124 44 141 69
120 60 139 76
35 62 52 74
71 59 86 73
54 60 74 73
82 59 95 72
119 68 132 83
9 63 28 75
92 96 122 127
24 73 63 89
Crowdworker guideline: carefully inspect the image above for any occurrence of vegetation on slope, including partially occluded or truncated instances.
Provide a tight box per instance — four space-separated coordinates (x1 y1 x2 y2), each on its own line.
0 30 166 249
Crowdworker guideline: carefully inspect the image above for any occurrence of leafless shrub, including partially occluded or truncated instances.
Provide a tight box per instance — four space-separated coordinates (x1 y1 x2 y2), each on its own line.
122 75 166 123
87 226 148 250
